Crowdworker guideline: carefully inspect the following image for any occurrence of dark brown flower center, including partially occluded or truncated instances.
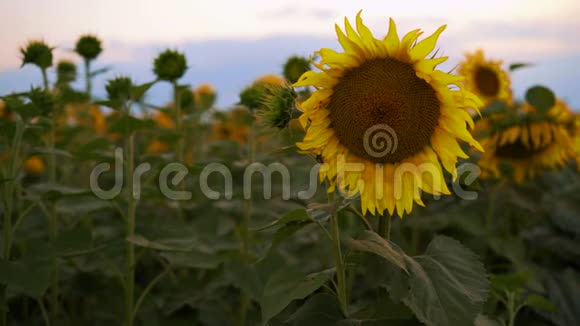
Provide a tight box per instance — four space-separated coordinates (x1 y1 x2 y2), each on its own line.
328 58 441 163
474 66 500 97
495 133 549 159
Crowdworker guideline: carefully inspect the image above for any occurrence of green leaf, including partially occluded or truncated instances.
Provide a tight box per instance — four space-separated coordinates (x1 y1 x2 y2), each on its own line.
160 251 223 270
127 234 200 252
56 195 112 215
525 86 556 113
490 272 532 293
346 231 408 273
285 293 344 326
108 115 156 135
55 224 93 256
0 244 53 297
255 208 314 231
131 81 157 101
543 269 580 325
508 63 532 72
89 66 112 77
30 147 74 159
524 294 556 312
261 268 331 324
403 236 489 326
474 314 501 326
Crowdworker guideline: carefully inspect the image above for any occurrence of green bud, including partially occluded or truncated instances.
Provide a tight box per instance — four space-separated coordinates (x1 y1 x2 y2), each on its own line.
153 49 188 82
105 76 133 106
56 60 77 85
20 41 53 69
239 85 266 110
283 56 311 84
75 35 103 61
259 84 298 129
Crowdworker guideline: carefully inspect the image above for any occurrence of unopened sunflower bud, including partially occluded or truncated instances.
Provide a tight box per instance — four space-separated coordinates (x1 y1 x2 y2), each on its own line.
75 35 103 61
239 74 285 110
194 83 216 111
20 41 53 69
57 60 77 85
105 76 133 106
259 84 297 129
283 56 311 84
153 50 188 82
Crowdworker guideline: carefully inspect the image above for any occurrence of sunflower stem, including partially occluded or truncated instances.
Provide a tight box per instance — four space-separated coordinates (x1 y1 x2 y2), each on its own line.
42 67 61 323
0 116 24 326
239 110 256 326
378 213 391 241
84 59 92 97
328 191 348 315
124 100 137 326
172 81 185 220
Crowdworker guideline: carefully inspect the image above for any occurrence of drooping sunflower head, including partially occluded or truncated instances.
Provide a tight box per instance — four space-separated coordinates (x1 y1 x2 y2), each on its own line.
294 11 483 217
194 83 217 111
458 50 512 106
477 100 575 183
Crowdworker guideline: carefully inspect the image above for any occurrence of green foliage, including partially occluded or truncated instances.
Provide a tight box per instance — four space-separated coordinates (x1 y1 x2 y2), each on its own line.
153 49 188 82
105 76 133 108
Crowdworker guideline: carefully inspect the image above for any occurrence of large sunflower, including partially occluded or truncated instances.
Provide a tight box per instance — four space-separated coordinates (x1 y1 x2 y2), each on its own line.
458 50 512 105
294 12 483 217
477 101 575 183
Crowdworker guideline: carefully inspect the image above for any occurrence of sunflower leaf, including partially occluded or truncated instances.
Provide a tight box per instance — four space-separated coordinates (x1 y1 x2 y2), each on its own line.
402 236 489 326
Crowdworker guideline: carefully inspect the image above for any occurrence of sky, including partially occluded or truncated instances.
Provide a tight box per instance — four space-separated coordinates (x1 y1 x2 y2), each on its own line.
1 0 579 107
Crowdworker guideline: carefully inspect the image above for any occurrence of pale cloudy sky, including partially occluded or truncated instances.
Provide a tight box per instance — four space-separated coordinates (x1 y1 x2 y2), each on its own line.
0 0 579 106
1 0 579 67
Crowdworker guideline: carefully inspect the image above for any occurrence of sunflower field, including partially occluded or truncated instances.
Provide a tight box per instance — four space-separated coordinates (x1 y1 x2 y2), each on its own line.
1 11 580 326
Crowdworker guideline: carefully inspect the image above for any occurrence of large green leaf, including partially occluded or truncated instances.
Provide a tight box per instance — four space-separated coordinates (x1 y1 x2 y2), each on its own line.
0 244 53 297
525 86 555 113
284 293 344 326
346 231 408 273
261 267 331 324
403 236 489 326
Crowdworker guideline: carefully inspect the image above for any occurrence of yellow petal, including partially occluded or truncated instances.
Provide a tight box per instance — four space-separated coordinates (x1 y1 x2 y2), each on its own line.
410 25 446 61
293 71 338 88
382 18 400 56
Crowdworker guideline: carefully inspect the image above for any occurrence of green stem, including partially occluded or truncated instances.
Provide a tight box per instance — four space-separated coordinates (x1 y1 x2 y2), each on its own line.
507 293 516 326
328 192 348 315
43 68 60 322
125 129 136 326
378 214 391 241
239 115 256 326
84 60 91 97
173 82 184 163
172 82 185 220
1 118 24 326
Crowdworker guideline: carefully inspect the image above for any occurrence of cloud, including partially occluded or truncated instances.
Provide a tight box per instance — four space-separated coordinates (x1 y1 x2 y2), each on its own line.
260 5 336 20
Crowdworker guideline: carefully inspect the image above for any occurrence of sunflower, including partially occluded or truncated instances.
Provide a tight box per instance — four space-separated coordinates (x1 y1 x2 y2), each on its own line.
458 50 512 106
152 110 175 129
477 102 575 183
294 11 483 217
24 156 45 175
194 83 217 111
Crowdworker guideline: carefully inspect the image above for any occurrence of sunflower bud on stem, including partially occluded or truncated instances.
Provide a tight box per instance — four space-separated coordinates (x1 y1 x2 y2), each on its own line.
21 41 53 70
258 84 298 130
283 55 311 84
75 34 103 97
153 50 188 82
56 60 77 86
106 77 133 109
